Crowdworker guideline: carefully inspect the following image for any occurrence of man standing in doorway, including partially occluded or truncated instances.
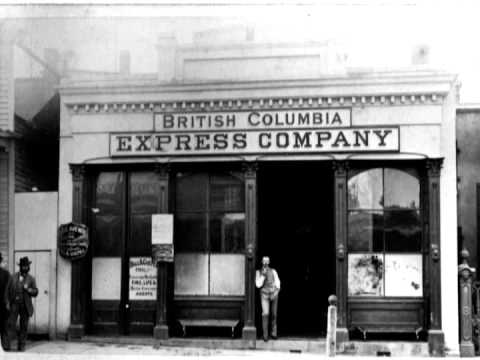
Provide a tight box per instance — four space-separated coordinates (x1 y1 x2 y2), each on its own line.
256 256 280 342
7 257 38 351
0 253 11 351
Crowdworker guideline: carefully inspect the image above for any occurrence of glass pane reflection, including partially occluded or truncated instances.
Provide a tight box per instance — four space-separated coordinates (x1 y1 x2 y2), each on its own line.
176 173 207 212
210 213 245 253
348 211 383 252
130 172 160 214
348 168 383 210
175 213 207 252
384 210 422 252
384 169 419 209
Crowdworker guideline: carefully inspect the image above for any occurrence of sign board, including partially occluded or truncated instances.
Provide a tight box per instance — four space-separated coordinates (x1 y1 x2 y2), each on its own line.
154 109 352 131
109 109 399 157
152 214 174 262
58 222 89 260
129 257 157 300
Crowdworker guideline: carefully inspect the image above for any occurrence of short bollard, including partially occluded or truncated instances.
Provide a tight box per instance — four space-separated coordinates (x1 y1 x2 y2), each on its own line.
326 295 338 357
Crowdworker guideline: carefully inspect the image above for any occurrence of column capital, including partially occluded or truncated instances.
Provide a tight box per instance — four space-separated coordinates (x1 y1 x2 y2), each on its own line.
242 161 258 178
154 163 171 178
69 164 86 182
425 158 444 177
332 160 349 177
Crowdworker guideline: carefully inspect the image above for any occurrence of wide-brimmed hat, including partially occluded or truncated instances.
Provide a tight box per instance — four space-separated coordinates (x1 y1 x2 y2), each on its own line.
18 257 31 266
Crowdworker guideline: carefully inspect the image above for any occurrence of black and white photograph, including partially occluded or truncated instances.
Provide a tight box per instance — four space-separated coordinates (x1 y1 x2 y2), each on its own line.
0 1 479 358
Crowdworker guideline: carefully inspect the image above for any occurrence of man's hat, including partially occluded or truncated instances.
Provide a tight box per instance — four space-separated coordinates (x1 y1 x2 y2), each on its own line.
18 257 31 266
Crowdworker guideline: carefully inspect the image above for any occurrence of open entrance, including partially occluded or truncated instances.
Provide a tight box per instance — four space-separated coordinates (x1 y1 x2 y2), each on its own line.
257 161 335 337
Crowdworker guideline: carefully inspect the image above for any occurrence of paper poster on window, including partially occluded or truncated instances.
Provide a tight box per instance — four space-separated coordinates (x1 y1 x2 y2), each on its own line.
152 214 174 262
129 257 157 300
152 214 173 244
348 253 384 296
384 254 422 297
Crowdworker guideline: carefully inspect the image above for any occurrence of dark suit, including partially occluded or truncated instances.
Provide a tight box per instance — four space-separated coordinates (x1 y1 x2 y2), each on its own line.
0 267 11 350
7 272 38 350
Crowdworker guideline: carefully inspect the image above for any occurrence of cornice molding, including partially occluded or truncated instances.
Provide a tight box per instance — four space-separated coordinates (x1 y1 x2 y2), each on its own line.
67 93 443 114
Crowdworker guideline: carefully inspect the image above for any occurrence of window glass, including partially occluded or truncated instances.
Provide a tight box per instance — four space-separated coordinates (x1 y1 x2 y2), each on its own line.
348 211 383 252
93 215 123 256
384 168 419 209
96 172 124 214
384 210 422 252
176 173 207 212
210 175 244 212
210 213 245 252
384 254 422 297
130 172 160 214
174 213 207 252
348 253 384 296
128 214 152 256
348 168 383 210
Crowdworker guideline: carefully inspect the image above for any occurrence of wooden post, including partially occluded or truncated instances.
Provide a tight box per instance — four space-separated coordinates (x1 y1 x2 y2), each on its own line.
459 249 476 357
426 158 445 356
68 164 87 339
326 295 338 357
153 164 170 339
242 162 257 347
333 161 349 348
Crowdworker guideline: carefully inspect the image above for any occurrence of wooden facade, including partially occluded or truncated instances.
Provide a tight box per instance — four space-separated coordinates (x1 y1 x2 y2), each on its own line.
58 44 459 354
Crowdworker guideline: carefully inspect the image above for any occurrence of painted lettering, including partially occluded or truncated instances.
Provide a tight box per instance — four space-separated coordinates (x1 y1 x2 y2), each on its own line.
135 135 151 151
233 133 247 149
116 135 132 151
293 132 312 148
354 130 369 147
259 133 271 148
332 131 351 147
373 130 392 146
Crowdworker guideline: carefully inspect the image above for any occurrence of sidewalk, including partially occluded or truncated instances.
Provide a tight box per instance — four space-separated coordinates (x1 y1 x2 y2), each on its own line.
0 340 437 359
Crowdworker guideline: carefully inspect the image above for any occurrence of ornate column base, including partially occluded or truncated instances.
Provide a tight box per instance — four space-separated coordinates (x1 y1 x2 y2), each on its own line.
460 342 475 357
242 325 256 349
67 324 84 340
153 324 169 339
336 327 349 353
428 329 445 357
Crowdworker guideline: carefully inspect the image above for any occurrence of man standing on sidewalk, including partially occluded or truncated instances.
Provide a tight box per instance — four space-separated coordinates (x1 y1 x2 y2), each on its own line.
7 257 38 351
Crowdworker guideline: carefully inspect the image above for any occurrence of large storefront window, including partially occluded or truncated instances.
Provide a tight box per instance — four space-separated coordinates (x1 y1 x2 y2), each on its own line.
174 172 245 296
347 167 423 297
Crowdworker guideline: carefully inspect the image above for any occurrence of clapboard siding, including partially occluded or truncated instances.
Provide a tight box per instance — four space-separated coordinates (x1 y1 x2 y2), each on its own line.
0 153 9 260
0 31 13 131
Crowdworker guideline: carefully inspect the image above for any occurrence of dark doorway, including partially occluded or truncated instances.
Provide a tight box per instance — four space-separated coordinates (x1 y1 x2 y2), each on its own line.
257 161 335 337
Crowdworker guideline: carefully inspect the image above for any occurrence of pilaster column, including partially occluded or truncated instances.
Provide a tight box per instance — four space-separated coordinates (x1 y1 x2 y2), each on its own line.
154 163 170 339
242 162 257 346
333 160 349 347
68 164 87 339
426 158 445 356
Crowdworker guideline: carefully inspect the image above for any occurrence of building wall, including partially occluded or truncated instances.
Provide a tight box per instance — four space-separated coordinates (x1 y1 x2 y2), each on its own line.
57 44 459 351
0 23 16 271
457 109 480 268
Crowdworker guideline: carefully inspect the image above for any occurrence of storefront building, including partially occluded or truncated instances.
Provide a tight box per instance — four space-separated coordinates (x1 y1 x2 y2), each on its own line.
56 41 459 355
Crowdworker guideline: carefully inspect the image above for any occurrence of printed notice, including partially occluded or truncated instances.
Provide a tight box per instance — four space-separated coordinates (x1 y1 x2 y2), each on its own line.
129 257 157 300
152 214 174 262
